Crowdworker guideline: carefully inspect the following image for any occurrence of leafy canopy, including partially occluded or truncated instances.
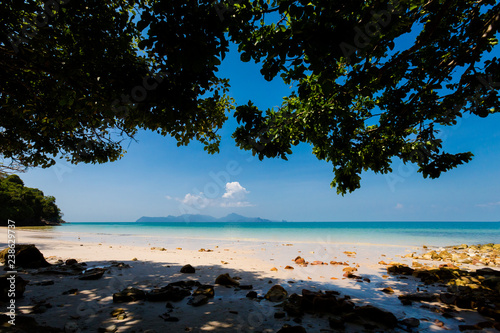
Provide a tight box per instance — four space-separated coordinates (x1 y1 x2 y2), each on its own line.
1 0 499 194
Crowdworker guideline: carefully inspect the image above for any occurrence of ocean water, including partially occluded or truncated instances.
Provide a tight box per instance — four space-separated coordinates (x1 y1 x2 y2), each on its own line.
48 222 500 247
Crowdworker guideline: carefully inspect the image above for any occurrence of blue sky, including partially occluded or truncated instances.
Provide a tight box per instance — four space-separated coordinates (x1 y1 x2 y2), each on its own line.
20 38 500 222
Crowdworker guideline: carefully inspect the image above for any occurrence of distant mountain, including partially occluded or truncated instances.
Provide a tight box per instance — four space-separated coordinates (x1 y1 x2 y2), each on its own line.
136 213 273 223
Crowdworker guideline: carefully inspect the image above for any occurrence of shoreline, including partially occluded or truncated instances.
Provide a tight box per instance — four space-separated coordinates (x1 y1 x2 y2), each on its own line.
1 228 499 332
10 222 500 248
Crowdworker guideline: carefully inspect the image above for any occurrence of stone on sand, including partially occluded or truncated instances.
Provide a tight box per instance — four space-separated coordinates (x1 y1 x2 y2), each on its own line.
215 273 240 286
265 285 288 302
0 274 28 300
180 264 195 273
113 287 146 303
0 244 50 268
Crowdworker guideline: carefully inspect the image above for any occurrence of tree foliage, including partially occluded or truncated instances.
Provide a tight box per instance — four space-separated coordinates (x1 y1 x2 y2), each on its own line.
0 0 231 168
0 174 62 225
1 0 499 193
229 0 500 193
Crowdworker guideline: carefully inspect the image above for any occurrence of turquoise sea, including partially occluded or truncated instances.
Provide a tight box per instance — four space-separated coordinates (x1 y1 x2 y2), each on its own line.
51 222 500 247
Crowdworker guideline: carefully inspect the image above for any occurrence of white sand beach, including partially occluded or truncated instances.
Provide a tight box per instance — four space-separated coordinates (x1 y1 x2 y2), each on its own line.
1 227 499 332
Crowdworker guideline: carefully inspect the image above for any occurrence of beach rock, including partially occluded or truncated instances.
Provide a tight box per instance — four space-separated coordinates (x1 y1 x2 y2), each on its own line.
401 317 420 328
482 276 500 291
422 250 440 260
342 266 357 273
310 261 326 265
0 274 28 300
110 261 131 269
274 311 286 319
34 265 80 276
434 319 445 328
34 280 54 286
110 308 127 320
239 285 253 290
387 264 414 275
265 285 288 302
478 305 500 321
352 305 398 328
330 261 349 266
294 256 306 265
62 288 78 295
0 314 63 332
159 313 179 322
398 293 437 303
284 265 294 270
412 261 424 267
246 291 258 298
311 293 340 314
31 300 52 314
381 287 394 294
113 287 146 303
78 268 105 280
270 267 278 271
276 324 307 333
65 259 78 265
339 298 355 313
215 273 239 286
180 264 195 273
98 324 117 332
0 244 50 268
284 299 304 317
329 317 345 329
476 267 500 276
146 285 191 302
193 285 214 298
400 298 412 306
190 294 209 306
168 280 201 288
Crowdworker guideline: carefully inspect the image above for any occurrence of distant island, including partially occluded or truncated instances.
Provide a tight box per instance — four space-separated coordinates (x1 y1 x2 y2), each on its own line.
136 213 274 223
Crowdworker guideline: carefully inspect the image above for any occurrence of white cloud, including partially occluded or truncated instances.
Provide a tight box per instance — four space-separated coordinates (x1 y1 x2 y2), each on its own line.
181 193 211 209
476 201 500 208
395 203 404 209
222 182 249 200
168 182 253 209
220 201 253 208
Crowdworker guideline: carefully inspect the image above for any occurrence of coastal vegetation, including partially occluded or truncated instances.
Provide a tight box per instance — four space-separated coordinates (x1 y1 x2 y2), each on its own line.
0 174 63 226
1 0 499 193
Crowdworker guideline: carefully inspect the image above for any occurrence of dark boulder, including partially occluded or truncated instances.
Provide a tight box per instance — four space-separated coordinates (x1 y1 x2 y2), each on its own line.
215 273 239 286
265 285 288 302
113 287 146 303
146 285 191 302
193 285 214 298
78 268 105 280
0 274 28 300
180 264 195 273
0 244 50 268
276 325 307 333
352 305 398 328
